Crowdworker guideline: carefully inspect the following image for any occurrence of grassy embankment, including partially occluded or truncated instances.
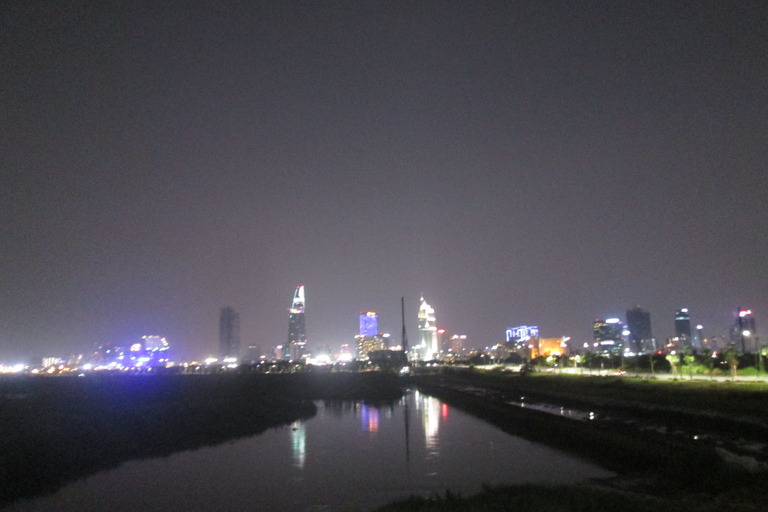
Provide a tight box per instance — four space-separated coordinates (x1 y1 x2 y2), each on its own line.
0 371 402 506
382 370 768 512
376 482 768 512
433 369 768 422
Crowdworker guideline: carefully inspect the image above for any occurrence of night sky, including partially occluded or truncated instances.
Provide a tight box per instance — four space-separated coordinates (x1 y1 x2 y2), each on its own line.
2 1 767 362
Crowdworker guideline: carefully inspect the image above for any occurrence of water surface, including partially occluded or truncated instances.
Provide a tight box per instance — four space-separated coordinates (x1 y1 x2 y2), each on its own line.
5 390 612 512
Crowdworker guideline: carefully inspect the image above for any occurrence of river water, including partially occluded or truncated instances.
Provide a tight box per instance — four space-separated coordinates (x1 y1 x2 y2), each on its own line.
5 390 612 512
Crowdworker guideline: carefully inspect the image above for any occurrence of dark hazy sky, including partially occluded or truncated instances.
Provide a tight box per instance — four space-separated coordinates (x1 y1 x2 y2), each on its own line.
2 1 767 361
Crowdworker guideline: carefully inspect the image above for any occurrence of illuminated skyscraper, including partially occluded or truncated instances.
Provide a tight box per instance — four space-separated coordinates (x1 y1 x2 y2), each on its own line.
219 307 240 361
287 286 307 361
359 312 378 337
355 334 388 360
417 296 438 360
355 311 387 359
593 318 624 355
506 325 539 353
674 308 692 348
626 306 654 353
693 324 704 350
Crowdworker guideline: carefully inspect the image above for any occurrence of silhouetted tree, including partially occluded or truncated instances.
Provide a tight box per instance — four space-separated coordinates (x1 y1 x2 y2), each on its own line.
723 347 739 381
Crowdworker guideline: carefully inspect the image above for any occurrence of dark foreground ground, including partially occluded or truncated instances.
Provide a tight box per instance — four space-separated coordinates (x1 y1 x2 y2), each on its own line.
377 370 768 512
5 370 768 511
0 371 402 506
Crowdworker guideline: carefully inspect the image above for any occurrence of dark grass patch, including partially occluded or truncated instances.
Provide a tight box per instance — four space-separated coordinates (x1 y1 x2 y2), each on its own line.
375 484 676 512
376 479 768 512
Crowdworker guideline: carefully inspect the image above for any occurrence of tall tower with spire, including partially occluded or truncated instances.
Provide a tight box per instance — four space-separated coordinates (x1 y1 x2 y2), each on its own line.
418 296 438 360
287 285 307 361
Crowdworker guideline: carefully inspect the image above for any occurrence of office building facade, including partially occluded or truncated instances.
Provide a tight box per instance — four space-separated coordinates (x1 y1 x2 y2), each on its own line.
219 307 241 361
593 318 625 355
674 308 692 348
626 306 654 354
732 308 757 353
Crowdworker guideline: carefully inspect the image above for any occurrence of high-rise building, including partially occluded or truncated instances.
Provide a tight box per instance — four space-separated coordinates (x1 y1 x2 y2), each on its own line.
626 306 654 353
674 308 692 348
244 344 261 363
359 312 378 337
437 329 449 353
449 334 467 355
219 307 240 361
693 324 704 350
593 318 624 355
287 286 307 361
355 334 388 360
732 308 757 353
506 326 540 343
417 296 438 360
506 326 539 358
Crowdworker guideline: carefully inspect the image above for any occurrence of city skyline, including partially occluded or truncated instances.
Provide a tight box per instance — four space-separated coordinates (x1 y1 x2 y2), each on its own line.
0 282 764 362
0 280 762 362
2 1 766 361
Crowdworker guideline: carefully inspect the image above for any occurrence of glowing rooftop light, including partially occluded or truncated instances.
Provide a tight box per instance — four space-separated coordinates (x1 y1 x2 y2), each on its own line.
605 318 620 324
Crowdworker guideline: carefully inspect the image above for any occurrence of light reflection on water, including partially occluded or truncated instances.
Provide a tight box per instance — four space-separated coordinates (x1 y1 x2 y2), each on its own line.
417 392 442 457
291 421 306 469
4 390 613 512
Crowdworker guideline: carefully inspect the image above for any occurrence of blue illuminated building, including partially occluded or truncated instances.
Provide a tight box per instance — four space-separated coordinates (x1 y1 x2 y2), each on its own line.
506 325 539 356
91 335 171 369
359 312 378 337
506 326 539 343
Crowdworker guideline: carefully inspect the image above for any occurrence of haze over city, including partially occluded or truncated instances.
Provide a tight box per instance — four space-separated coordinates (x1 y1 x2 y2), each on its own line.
2 1 766 362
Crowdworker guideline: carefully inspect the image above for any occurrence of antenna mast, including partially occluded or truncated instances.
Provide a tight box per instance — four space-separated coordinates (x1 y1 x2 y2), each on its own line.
401 296 408 353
